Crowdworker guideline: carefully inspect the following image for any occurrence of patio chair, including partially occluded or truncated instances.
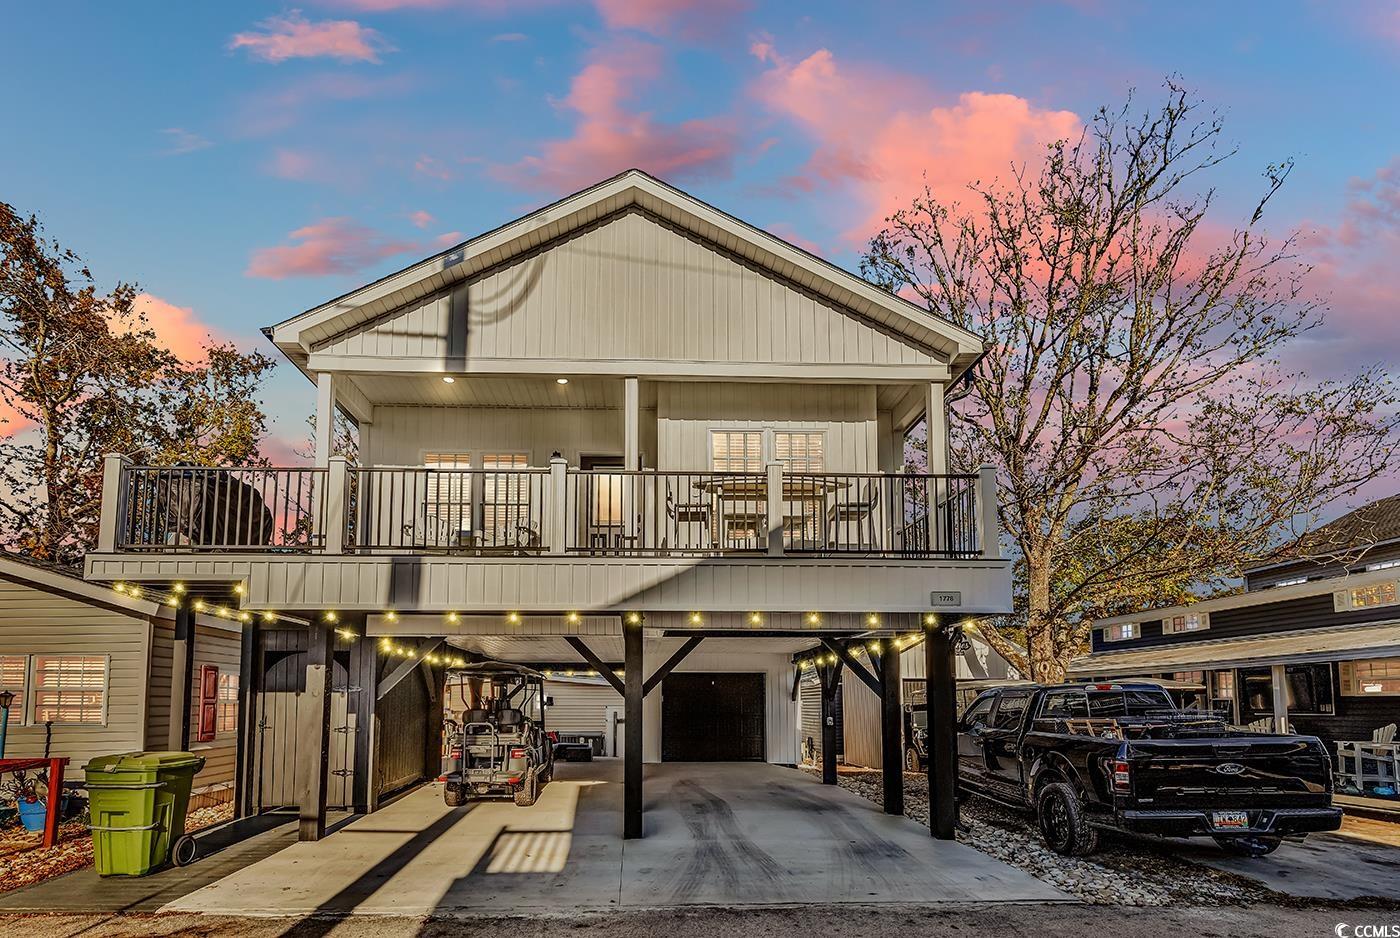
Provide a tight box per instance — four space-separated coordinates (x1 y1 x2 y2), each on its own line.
665 482 710 549
826 480 880 550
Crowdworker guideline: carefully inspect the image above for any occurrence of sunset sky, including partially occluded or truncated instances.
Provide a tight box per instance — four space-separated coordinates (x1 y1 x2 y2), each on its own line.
4 1 1399 469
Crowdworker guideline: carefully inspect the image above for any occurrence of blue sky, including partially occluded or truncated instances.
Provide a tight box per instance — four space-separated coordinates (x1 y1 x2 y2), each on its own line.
4 1 1399 464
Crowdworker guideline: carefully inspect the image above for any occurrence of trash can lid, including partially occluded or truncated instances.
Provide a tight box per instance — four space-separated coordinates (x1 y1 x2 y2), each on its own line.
84 751 205 773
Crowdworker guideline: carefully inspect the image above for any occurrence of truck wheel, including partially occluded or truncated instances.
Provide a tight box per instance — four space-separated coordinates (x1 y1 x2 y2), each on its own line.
1036 782 1099 856
444 782 466 807
1213 834 1282 857
904 748 921 772
513 770 539 807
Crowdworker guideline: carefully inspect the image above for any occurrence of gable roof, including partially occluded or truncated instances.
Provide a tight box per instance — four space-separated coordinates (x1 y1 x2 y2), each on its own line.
1245 493 1400 573
268 169 984 380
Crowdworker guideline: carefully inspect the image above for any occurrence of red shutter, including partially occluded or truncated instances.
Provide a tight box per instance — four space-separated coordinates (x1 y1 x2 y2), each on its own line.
196 665 218 742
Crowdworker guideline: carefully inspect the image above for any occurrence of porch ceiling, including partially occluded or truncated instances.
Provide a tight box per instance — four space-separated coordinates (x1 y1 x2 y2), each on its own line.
347 373 635 409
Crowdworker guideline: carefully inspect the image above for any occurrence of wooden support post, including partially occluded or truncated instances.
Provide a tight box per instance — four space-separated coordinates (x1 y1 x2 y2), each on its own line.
43 757 66 849
170 604 195 752
925 620 958 839
351 633 378 813
1271 663 1289 734
623 615 643 839
299 625 334 842
565 637 625 695
880 639 903 816
234 621 257 819
817 659 843 785
642 636 703 697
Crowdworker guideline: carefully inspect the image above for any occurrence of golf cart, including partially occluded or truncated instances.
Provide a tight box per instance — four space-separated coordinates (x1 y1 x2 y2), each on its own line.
443 662 554 807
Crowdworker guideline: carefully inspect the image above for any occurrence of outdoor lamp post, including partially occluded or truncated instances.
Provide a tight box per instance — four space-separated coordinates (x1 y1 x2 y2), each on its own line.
0 689 14 759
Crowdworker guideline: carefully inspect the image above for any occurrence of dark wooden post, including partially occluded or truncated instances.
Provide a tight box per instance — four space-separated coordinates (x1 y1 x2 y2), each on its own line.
623 614 643 839
298 624 334 842
816 658 842 785
171 604 196 751
879 640 903 815
351 632 378 814
233 621 257 819
924 620 958 839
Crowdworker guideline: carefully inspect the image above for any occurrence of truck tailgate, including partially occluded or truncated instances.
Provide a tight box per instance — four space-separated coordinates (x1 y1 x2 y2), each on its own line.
1125 737 1332 809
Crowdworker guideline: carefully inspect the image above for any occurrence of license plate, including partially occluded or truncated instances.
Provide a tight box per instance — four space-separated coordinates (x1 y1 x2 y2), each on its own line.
1212 810 1249 830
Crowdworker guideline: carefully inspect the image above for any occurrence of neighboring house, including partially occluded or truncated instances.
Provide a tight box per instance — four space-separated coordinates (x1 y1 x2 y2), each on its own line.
0 553 245 806
1071 495 1400 799
837 629 1018 770
81 169 1012 840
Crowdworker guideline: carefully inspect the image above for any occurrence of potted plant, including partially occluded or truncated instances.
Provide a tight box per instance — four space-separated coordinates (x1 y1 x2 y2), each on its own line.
3 770 65 833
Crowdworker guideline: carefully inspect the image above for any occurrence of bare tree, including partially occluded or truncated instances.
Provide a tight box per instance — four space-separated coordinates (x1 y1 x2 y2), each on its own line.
866 81 1399 681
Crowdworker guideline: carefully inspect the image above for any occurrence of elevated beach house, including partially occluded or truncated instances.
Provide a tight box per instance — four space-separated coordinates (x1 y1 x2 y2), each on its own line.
82 170 1011 840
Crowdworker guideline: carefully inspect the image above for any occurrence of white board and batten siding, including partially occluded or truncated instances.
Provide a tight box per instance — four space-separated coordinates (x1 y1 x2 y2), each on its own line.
0 578 150 778
838 637 1017 770
315 209 942 371
365 405 626 468
642 650 799 765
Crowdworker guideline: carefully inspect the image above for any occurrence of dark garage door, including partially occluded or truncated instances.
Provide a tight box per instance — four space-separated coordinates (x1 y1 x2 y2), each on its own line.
661 672 766 761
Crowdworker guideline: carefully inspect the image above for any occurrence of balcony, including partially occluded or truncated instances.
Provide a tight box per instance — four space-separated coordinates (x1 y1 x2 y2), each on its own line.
99 459 995 560
88 456 1008 616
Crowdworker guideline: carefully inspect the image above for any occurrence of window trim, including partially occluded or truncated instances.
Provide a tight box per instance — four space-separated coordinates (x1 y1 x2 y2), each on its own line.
1103 622 1140 642
1339 658 1400 697
1162 612 1210 635
1334 579 1400 612
708 427 829 472
27 653 110 727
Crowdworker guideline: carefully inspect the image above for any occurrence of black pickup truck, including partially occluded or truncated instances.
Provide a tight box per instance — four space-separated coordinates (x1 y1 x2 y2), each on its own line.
957 682 1342 857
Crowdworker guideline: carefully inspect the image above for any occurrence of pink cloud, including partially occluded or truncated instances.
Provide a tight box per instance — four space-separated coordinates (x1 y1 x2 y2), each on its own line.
233 72 416 137
434 230 466 246
764 221 824 256
265 148 319 181
497 38 737 193
750 43 1079 243
130 293 224 362
413 155 456 182
246 217 419 279
229 11 393 64
408 209 436 228
594 0 747 37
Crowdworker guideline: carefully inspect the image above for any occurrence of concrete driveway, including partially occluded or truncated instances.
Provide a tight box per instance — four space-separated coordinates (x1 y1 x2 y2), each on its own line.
164 762 1065 917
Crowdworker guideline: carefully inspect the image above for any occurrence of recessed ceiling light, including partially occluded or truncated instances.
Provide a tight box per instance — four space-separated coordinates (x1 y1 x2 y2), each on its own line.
442 376 455 384
556 377 569 385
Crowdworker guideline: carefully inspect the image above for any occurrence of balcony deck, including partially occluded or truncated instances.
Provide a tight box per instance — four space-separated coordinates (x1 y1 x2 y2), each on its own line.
86 458 1011 616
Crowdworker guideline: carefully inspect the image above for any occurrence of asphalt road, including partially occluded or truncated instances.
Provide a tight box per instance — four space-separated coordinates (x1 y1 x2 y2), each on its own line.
6 903 1400 938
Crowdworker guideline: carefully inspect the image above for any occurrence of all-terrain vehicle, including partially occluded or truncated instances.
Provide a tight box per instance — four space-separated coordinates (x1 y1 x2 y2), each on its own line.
443 662 555 808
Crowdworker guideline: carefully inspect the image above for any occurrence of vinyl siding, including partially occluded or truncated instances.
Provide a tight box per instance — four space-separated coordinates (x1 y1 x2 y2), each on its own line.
542 679 617 734
0 580 150 779
315 208 940 369
656 382 880 472
642 650 799 764
364 405 627 468
186 624 243 796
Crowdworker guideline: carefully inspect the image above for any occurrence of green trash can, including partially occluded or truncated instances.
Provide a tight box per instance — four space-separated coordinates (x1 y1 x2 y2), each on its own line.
84 751 205 876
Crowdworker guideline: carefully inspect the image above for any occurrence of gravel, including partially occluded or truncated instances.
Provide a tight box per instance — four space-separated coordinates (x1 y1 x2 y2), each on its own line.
808 768 1284 906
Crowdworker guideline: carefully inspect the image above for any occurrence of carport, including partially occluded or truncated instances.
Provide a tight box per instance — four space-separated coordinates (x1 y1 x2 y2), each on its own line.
163 760 1064 916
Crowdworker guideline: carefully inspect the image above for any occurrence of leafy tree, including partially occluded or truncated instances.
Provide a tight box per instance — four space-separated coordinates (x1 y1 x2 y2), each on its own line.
0 201 274 564
869 81 1399 681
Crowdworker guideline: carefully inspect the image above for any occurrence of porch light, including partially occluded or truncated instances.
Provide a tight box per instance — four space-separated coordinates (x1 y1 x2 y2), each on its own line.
866 614 880 626
556 377 569 385
626 612 641 625
192 599 206 611
262 611 277 624
217 607 231 618
114 583 127 593
442 376 456 384
867 640 881 652
507 611 521 624
893 638 904 649
566 612 580 624
384 610 398 623
171 583 185 594
749 612 762 625
240 612 252 623
324 611 338 623
233 583 246 595
129 586 143 599
447 612 460 624
807 612 820 625
689 612 703 625
923 613 938 625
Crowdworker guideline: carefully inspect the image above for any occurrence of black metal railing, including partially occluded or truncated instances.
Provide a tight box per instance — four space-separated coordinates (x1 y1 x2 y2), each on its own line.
781 472 979 556
118 466 326 552
347 467 550 553
565 470 771 555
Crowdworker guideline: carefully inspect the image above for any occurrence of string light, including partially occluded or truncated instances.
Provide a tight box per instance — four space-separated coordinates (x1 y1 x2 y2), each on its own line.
335 628 359 641
866 614 880 627
384 611 398 623
506 611 520 624
446 612 460 624
749 612 762 625
171 583 186 594
625 611 641 625
689 612 703 625
233 583 246 596
262 611 277 624
807 612 820 625
323 611 338 623
924 613 938 625
566 611 580 624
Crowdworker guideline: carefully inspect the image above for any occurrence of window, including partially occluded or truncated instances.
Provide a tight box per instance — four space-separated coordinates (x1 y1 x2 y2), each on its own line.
1212 670 1236 700
1163 612 1209 635
711 431 763 471
1273 577 1308 588
0 655 26 722
1085 689 1174 717
774 432 825 472
1335 580 1400 611
1240 664 1335 715
1038 691 1089 721
961 695 995 728
424 452 472 536
1340 658 1400 696
480 453 530 544
1103 622 1139 642
31 655 107 724
991 692 1031 729
216 672 239 733
1365 560 1400 572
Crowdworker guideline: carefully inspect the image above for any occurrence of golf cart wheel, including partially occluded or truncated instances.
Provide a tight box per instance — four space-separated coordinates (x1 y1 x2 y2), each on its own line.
904 747 921 771
1036 781 1099 856
444 782 466 807
1213 834 1282 857
513 770 539 807
172 833 198 867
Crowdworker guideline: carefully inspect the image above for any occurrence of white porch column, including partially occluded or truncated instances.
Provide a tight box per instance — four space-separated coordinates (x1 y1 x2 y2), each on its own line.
978 464 1001 559
97 453 131 552
315 372 336 469
924 381 947 475
624 376 640 471
1270 663 1290 733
